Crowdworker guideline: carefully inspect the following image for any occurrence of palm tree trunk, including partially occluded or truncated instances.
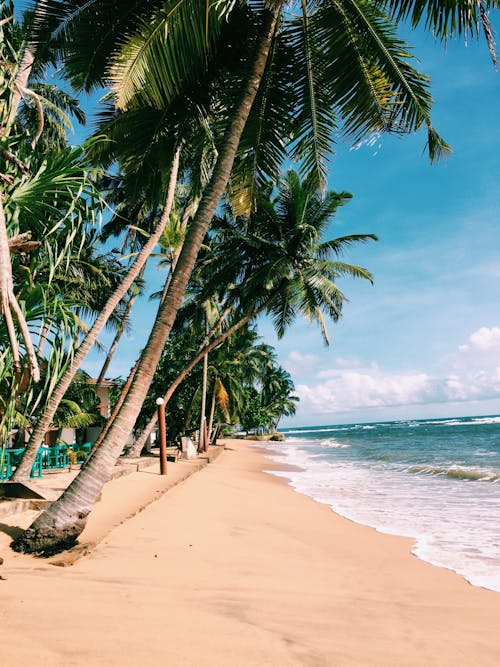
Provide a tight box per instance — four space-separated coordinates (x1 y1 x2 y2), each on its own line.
12 6 282 555
89 358 139 456
158 194 198 306
4 45 34 133
96 267 145 388
111 246 187 458
36 321 50 357
125 297 275 457
11 149 180 481
199 349 208 452
2 1 43 136
0 196 40 382
207 388 216 445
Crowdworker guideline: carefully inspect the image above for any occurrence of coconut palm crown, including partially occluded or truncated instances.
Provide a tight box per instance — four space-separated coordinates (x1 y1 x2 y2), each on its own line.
203 170 376 344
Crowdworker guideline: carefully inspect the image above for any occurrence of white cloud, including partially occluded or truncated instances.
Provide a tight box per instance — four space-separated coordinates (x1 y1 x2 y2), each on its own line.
284 350 320 375
293 326 500 416
466 326 500 351
455 327 500 372
296 367 500 415
317 361 378 379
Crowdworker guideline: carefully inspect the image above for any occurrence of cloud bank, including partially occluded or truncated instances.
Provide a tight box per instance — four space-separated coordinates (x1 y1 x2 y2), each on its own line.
288 327 500 415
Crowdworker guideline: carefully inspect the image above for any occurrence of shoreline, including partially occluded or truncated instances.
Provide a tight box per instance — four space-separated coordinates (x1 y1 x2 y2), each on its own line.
1 438 499 666
258 434 500 594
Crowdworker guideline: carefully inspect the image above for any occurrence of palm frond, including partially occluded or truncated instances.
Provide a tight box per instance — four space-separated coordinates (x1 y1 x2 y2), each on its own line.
228 26 294 215
309 0 451 161
110 0 234 111
286 1 338 190
379 0 499 53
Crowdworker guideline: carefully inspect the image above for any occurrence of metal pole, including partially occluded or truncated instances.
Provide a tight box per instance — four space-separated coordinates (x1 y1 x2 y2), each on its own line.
156 397 167 475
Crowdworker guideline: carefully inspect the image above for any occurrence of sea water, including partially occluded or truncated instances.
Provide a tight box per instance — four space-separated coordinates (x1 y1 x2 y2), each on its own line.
264 415 500 592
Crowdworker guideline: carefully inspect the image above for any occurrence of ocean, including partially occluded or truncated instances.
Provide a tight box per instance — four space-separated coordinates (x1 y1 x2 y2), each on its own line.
264 415 500 592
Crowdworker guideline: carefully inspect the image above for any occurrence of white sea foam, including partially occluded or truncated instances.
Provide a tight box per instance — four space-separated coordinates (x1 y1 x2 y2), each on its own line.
282 426 348 435
319 439 351 449
263 442 500 593
437 416 500 427
470 416 500 425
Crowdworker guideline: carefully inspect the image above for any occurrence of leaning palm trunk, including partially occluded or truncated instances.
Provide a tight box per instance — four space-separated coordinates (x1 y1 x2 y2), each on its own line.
199 349 208 452
1 0 43 136
13 6 282 555
158 194 198 305
4 7 39 135
96 266 145 387
128 298 273 456
101 232 188 457
89 358 139 456
207 389 216 445
11 150 181 481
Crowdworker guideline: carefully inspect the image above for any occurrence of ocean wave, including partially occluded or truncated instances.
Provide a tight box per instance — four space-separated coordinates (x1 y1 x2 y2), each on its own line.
319 439 351 449
470 416 500 425
440 417 500 427
281 427 343 435
474 449 498 457
408 464 500 482
263 455 500 592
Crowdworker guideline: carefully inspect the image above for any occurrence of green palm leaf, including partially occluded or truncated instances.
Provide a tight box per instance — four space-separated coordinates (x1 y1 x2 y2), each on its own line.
110 0 237 111
379 0 499 54
228 27 295 215
286 0 338 189
293 0 451 161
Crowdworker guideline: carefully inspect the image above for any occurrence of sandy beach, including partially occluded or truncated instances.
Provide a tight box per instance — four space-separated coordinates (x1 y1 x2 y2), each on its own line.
1 438 499 666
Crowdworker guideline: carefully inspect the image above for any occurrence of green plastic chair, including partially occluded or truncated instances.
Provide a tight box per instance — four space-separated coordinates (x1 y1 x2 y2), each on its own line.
45 444 69 469
80 442 93 455
0 450 12 480
30 450 43 478
9 447 26 466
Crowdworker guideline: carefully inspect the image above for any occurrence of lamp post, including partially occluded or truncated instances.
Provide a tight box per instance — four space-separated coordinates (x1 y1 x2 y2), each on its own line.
156 397 167 475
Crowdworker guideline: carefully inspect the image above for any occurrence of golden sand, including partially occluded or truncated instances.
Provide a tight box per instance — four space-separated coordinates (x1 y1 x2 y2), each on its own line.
0 438 498 666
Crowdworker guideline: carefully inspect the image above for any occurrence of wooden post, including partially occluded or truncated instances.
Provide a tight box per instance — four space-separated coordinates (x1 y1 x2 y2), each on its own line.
203 417 208 453
156 397 167 475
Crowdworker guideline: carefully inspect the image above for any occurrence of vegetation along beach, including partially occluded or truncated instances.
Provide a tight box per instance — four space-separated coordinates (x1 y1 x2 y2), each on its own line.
1 1 499 665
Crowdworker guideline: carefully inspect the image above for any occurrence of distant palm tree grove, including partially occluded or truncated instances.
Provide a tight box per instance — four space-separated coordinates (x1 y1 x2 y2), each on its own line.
0 0 497 554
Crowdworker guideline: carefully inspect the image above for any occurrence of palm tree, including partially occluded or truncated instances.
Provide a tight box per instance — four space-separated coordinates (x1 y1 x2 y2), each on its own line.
128 171 374 453
258 364 298 431
0 1 91 380
14 0 498 554
205 328 276 441
11 147 181 480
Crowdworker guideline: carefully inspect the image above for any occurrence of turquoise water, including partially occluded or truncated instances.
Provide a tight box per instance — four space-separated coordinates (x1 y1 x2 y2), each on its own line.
265 415 500 591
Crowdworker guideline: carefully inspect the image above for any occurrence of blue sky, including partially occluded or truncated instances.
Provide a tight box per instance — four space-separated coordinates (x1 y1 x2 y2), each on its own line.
81 15 500 427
